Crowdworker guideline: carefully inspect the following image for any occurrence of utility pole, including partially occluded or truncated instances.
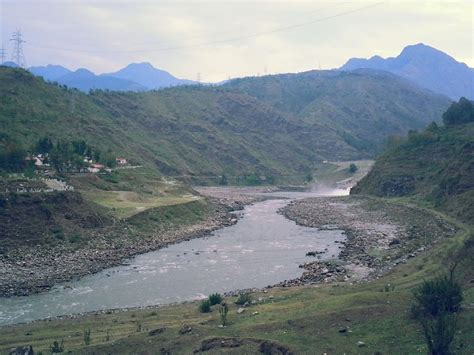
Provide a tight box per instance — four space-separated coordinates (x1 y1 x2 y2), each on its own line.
197 72 201 84
10 30 26 68
0 45 6 65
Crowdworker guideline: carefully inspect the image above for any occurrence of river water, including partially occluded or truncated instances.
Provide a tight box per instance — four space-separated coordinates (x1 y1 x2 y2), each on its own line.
0 189 348 326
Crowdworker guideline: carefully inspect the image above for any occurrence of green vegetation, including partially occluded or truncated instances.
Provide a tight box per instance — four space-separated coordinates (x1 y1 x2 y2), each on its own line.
235 292 252 306
83 328 92 346
0 141 30 172
349 163 358 173
50 340 64 353
208 293 223 306
412 275 463 354
0 66 450 185
218 302 229 327
352 103 474 223
442 97 473 126
198 299 212 313
1 206 472 353
226 70 451 154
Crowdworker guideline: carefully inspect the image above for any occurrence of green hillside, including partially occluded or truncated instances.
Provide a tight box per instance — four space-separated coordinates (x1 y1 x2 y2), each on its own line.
226 69 451 153
1 66 451 184
352 99 474 223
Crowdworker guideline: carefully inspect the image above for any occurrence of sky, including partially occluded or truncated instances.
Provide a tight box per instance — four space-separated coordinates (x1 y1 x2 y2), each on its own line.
1 0 473 82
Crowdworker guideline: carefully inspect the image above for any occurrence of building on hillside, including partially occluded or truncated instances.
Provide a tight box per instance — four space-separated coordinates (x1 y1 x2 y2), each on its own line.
88 163 105 173
116 157 127 165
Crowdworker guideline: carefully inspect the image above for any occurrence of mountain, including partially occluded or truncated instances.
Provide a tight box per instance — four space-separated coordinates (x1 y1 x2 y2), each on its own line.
56 68 146 92
29 64 71 81
104 62 197 89
0 67 451 184
26 62 196 92
352 98 474 223
1 61 19 68
341 43 474 100
224 69 451 153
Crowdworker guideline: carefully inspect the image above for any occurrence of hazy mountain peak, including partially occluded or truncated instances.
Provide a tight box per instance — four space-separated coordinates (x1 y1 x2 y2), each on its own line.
340 43 474 100
28 64 72 81
105 62 196 89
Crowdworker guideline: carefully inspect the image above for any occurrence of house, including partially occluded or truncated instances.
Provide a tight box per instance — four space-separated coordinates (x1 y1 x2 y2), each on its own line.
116 157 127 165
88 163 105 173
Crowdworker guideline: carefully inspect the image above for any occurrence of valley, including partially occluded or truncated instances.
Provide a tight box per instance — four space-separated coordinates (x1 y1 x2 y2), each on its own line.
1 34 473 354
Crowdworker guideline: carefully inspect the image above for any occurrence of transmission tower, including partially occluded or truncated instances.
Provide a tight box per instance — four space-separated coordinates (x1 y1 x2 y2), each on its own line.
0 45 6 65
10 30 26 68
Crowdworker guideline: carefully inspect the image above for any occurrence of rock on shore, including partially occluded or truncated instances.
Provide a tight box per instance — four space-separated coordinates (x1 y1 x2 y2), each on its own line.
280 196 457 282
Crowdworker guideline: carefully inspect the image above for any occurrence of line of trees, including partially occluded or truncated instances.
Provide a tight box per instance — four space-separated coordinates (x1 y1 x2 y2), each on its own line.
0 137 116 173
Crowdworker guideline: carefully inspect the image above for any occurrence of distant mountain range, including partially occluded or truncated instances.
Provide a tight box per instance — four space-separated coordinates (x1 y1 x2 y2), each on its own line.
4 43 471 98
340 43 474 100
25 62 197 92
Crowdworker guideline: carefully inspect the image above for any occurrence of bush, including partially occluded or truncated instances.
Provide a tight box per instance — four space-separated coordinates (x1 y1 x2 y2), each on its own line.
199 299 211 313
413 276 462 318
349 163 358 173
442 97 474 126
235 292 252 305
219 302 229 326
50 340 64 353
83 328 92 346
209 293 223 306
412 275 463 355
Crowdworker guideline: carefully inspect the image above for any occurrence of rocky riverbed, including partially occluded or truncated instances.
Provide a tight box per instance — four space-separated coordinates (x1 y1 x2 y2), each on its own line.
279 196 458 284
0 198 245 297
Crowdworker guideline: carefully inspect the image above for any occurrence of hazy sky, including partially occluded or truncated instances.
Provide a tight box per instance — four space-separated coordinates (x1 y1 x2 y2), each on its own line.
1 0 472 82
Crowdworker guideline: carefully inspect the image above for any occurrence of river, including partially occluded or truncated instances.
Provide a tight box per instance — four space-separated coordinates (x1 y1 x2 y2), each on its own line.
0 189 348 326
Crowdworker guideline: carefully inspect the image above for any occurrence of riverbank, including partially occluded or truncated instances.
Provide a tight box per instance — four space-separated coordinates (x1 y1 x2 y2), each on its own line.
0 196 249 298
1 194 472 354
278 195 458 287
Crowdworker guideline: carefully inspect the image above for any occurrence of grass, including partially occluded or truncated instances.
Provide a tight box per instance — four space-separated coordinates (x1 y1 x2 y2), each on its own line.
81 189 200 219
1 198 472 354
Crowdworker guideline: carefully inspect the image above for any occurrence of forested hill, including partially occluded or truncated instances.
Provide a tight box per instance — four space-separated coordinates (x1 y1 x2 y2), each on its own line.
224 69 451 153
352 98 474 223
0 66 451 183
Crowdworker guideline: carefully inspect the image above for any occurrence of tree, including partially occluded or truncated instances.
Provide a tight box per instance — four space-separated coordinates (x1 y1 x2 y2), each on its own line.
349 163 358 174
219 174 228 185
36 137 53 154
442 97 474 126
412 275 463 354
0 142 28 172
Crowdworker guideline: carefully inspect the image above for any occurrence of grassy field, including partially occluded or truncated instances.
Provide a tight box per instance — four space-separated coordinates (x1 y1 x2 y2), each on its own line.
81 190 200 219
311 160 374 187
1 198 472 354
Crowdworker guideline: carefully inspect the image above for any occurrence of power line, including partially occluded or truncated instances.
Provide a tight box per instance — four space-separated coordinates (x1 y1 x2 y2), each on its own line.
10 29 26 67
28 2 383 55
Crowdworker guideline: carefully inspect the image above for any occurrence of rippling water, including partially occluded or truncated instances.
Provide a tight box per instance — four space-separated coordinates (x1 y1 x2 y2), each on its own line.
0 190 347 326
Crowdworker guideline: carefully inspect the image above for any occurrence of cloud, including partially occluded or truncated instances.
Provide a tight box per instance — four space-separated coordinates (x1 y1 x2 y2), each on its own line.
1 1 472 81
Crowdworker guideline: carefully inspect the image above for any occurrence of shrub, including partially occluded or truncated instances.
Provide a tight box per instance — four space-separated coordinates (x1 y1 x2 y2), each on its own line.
199 299 212 313
442 97 474 126
413 276 462 318
209 293 223 306
411 275 463 355
235 292 252 306
50 340 64 353
83 328 92 346
219 302 229 326
349 163 358 173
